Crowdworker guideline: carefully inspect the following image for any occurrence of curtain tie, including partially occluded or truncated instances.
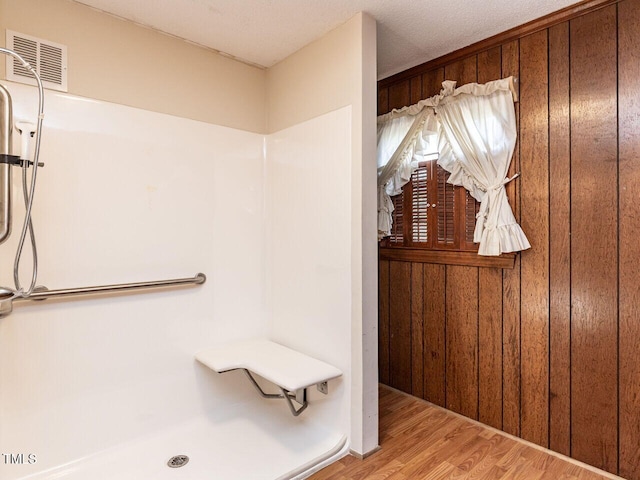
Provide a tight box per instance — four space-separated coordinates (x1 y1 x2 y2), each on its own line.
487 172 520 192
476 173 521 227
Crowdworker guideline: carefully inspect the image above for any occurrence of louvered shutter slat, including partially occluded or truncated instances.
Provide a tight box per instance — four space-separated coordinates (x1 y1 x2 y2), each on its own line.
465 192 479 244
436 166 455 245
411 166 429 244
389 193 404 244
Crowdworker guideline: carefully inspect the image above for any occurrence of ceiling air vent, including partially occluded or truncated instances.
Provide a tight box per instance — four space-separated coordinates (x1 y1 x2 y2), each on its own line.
5 30 67 92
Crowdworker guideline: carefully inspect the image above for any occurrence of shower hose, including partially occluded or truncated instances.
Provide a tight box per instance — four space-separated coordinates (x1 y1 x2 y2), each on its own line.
0 47 45 299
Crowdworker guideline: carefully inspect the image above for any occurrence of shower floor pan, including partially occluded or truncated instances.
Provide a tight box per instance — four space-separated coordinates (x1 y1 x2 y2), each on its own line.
12 404 347 480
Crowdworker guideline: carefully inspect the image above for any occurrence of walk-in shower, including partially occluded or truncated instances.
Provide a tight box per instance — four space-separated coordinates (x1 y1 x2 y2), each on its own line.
1 44 352 480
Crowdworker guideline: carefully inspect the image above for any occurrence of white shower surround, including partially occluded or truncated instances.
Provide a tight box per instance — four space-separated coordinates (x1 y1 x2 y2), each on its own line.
0 82 353 479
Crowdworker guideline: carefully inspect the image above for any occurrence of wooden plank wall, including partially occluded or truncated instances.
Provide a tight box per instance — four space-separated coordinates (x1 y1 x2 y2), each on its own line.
377 0 640 477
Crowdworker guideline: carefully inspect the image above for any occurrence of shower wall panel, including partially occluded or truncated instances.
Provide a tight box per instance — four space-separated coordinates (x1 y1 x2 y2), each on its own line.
0 81 267 478
266 106 353 438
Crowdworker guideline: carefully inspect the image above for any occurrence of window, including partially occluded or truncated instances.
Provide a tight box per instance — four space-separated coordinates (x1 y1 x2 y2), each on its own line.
377 77 525 266
381 161 479 251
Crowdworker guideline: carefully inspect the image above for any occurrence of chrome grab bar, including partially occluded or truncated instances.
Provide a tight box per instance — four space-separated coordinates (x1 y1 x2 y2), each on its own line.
18 273 206 301
0 273 206 318
0 84 13 245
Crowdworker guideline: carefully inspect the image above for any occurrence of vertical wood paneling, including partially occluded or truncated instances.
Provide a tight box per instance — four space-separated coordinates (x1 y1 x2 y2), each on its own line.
388 80 411 110
378 87 389 116
519 30 550 448
503 42 520 210
618 0 640 477
444 56 477 85
477 47 502 84
379 259 391 385
446 265 479 419
378 3 640 476
476 46 504 431
410 75 423 105
570 6 618 473
501 39 522 438
389 261 413 393
478 268 503 429
548 21 571 457
411 263 424 398
502 258 522 433
422 68 445 99
423 263 446 407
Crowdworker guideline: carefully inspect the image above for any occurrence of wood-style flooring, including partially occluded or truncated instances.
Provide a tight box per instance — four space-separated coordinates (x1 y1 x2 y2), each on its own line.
310 385 619 480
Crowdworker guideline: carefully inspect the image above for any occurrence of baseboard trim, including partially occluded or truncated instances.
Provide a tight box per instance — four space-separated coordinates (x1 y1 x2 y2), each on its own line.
349 445 381 460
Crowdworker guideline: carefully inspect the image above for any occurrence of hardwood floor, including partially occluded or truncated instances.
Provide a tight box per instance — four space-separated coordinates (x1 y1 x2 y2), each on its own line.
310 385 621 480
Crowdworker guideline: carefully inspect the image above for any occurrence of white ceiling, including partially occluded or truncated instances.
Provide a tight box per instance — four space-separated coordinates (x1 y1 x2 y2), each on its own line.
74 0 578 79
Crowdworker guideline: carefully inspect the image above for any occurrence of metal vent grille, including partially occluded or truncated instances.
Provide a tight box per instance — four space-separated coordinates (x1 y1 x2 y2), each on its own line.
5 30 67 92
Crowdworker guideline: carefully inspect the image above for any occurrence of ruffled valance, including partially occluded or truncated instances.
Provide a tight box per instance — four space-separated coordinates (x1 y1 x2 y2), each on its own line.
377 76 518 124
376 76 530 256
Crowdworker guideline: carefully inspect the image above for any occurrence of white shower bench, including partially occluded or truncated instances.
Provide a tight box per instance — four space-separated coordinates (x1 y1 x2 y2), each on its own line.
195 339 342 416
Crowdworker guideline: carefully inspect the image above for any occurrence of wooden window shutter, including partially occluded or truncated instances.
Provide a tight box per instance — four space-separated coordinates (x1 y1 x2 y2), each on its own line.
389 192 404 244
436 165 455 246
464 192 480 246
411 166 429 244
381 163 480 253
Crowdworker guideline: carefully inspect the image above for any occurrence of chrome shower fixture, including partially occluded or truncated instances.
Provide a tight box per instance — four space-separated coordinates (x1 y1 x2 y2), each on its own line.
0 47 45 301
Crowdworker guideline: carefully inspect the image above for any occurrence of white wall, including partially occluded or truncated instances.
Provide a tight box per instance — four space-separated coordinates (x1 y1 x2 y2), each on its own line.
0 81 267 478
266 106 353 440
0 0 266 133
356 13 379 455
266 12 378 455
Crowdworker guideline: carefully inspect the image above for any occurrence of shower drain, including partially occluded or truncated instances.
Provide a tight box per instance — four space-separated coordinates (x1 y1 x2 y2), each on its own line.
167 455 189 468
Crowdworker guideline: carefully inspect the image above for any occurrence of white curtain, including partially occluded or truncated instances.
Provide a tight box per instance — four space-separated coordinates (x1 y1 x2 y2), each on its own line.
376 76 530 256
376 108 437 238
436 82 530 255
